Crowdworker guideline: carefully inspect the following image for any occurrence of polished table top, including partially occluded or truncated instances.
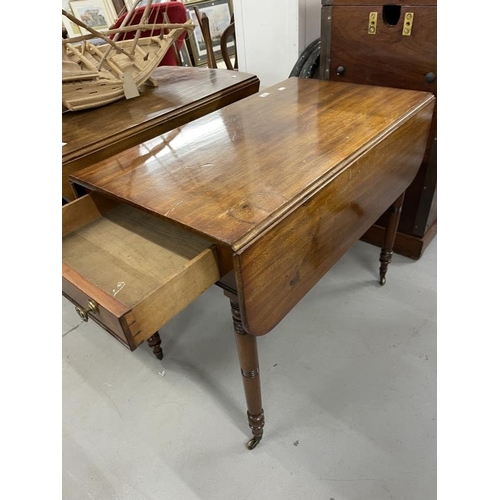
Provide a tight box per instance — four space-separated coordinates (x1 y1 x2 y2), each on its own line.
62 66 260 201
70 77 434 337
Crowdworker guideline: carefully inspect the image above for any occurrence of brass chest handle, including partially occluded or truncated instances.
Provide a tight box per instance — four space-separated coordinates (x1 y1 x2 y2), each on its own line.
75 299 99 322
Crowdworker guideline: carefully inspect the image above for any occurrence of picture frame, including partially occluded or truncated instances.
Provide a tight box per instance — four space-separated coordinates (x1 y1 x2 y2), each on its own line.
62 0 81 37
124 0 149 9
68 0 118 33
185 0 234 66
124 0 168 7
62 16 82 38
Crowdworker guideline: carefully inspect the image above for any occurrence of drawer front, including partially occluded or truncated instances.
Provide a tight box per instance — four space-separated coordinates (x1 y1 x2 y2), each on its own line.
63 264 136 349
62 194 221 349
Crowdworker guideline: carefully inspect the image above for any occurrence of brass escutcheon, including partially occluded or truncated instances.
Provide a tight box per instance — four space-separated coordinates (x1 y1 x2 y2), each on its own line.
368 12 378 35
402 12 414 36
75 299 99 322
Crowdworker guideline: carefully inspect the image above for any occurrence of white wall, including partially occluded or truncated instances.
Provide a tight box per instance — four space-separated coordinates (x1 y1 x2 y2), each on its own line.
233 0 321 89
299 0 321 50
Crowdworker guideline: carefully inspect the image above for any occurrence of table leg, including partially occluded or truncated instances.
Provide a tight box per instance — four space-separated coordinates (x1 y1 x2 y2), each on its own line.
227 292 265 450
147 332 163 360
379 191 405 285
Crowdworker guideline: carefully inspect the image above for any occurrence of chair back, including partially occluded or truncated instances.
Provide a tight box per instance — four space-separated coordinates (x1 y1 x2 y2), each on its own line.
220 17 237 70
193 7 237 70
110 1 188 66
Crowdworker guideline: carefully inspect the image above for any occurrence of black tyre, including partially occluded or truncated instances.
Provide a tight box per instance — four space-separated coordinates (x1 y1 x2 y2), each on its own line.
289 38 321 79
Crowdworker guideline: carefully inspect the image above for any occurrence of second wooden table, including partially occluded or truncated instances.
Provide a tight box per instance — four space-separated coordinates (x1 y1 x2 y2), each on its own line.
62 66 260 201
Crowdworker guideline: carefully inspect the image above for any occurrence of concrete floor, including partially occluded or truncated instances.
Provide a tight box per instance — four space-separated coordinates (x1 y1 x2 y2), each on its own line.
62 237 437 500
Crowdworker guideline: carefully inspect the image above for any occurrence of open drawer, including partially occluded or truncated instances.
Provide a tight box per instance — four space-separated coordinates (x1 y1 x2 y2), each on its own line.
62 193 221 350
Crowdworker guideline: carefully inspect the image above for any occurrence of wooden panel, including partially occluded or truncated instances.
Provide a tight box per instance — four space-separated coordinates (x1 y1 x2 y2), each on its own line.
63 264 135 348
413 135 437 236
62 193 118 236
329 6 437 93
319 3 333 80
323 0 436 6
373 107 436 236
129 248 220 344
234 101 434 335
361 219 437 260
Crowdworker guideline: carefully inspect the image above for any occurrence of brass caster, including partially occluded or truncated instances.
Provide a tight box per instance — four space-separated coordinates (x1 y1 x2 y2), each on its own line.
246 436 262 450
379 276 386 286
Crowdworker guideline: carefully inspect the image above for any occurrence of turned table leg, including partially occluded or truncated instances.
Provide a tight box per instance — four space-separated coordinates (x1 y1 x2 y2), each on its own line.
226 292 265 450
147 332 163 360
379 191 405 286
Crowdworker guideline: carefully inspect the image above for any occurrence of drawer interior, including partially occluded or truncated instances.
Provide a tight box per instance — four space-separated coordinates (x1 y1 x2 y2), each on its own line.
63 195 218 308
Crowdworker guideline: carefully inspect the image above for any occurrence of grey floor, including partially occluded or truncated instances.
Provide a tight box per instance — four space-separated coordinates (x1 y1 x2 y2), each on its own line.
62 237 437 500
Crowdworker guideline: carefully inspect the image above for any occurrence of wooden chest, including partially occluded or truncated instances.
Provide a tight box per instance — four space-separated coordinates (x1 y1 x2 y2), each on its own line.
320 0 437 259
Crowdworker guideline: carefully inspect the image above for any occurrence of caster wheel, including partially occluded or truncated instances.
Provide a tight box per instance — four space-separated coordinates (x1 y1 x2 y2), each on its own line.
246 436 262 450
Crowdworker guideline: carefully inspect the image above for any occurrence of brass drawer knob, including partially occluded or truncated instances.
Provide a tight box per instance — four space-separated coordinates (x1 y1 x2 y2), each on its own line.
75 299 99 322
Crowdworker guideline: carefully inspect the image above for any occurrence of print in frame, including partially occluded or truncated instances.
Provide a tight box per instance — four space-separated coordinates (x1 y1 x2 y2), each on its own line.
186 0 234 66
68 0 118 33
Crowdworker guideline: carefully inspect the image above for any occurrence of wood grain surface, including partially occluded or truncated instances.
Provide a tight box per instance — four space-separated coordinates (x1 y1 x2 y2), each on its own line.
328 5 436 93
62 66 259 201
70 77 434 335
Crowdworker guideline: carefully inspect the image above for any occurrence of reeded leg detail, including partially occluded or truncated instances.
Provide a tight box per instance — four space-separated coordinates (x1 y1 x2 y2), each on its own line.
379 192 405 285
147 332 163 360
227 293 265 449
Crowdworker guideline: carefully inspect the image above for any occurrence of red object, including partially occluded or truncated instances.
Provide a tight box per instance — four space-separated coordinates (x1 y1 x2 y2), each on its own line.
110 2 188 66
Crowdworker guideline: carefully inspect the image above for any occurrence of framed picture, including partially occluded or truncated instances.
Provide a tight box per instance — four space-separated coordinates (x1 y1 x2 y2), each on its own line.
68 0 118 33
124 0 154 9
62 1 81 37
62 16 82 38
185 0 234 66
